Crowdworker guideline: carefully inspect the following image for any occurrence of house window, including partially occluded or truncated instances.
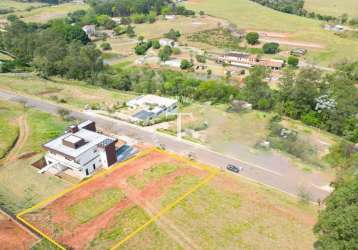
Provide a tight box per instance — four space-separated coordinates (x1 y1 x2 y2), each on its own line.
93 164 96 170
86 169 89 176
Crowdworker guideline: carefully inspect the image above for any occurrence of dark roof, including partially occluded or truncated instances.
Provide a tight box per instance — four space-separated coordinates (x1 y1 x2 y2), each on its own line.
133 110 154 120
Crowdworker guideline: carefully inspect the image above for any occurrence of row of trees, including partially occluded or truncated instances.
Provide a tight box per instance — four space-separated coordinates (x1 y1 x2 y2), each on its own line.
87 0 194 17
0 17 103 81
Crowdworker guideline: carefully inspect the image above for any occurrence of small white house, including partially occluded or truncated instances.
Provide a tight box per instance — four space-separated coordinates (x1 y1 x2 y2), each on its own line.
112 17 122 24
41 121 121 179
82 25 96 36
159 38 175 47
127 95 178 121
164 15 176 20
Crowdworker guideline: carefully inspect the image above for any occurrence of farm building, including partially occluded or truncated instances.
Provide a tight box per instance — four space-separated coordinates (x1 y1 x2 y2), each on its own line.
217 51 284 70
257 58 285 70
41 121 131 179
217 52 258 68
112 17 122 24
82 25 96 36
127 95 178 121
159 38 175 47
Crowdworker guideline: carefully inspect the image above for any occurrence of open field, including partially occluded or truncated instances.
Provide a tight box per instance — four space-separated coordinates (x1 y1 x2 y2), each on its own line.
134 15 225 39
20 149 212 249
0 0 45 12
2 2 89 23
0 210 38 250
185 0 358 66
0 101 70 214
304 0 358 17
0 74 136 109
19 148 318 250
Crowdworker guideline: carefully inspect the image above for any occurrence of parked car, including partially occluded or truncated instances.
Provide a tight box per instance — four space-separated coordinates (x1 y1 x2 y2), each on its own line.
226 164 243 173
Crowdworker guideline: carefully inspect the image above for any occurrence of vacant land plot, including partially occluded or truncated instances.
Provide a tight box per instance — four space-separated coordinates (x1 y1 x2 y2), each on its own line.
19 149 212 250
13 3 89 23
0 101 70 214
304 0 358 17
185 0 358 65
0 74 136 109
161 103 272 149
0 210 38 250
134 15 225 39
19 148 318 250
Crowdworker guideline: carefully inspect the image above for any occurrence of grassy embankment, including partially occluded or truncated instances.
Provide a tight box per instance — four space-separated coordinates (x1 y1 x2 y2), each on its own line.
0 101 70 214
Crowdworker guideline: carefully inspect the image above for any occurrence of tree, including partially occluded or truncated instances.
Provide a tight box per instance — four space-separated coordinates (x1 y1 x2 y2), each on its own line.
180 59 193 70
314 178 358 250
152 40 160 49
262 42 280 54
126 25 136 37
195 54 206 63
113 25 126 36
246 32 259 45
164 29 181 41
288 56 299 67
241 66 273 110
159 45 172 61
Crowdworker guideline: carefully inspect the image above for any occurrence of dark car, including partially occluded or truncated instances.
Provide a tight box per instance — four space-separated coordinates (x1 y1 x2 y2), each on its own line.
226 164 243 173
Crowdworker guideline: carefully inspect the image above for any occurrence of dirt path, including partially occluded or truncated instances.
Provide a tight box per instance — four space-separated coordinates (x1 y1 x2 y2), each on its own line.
0 115 30 166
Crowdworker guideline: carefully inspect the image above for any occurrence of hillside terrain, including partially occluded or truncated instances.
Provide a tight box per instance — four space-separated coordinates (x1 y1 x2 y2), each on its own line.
185 0 358 66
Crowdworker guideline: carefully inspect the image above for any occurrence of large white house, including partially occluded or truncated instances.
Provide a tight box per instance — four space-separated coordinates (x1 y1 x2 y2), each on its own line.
41 121 120 179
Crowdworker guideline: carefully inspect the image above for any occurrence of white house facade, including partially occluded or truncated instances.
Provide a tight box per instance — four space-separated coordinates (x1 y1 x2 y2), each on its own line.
41 121 119 179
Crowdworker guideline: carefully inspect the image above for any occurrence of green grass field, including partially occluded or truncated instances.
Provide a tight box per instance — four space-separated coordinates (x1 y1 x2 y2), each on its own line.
120 172 317 249
0 74 136 109
185 0 358 66
0 101 70 214
304 0 358 17
0 2 89 23
0 100 20 159
0 0 45 12
67 188 125 224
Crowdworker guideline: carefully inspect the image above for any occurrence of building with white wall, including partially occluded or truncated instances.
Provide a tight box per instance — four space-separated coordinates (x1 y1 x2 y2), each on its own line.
41 121 119 179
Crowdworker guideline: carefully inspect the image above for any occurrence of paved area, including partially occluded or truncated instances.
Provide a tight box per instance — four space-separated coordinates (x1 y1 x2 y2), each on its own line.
0 90 331 201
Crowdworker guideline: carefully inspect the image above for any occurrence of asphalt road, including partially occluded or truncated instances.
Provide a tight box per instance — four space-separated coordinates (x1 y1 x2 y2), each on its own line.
0 90 332 201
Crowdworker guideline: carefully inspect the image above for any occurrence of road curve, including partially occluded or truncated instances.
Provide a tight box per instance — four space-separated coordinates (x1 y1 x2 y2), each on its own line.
0 90 331 201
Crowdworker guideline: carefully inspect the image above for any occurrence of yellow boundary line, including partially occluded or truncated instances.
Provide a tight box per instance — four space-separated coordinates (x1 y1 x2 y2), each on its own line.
17 147 218 250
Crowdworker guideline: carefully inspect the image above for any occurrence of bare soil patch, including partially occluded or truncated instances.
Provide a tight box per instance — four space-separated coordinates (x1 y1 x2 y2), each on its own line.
0 210 38 250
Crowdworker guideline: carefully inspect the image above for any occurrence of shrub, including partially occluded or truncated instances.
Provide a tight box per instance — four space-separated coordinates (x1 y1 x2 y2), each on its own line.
152 40 160 49
288 56 299 67
100 42 112 51
172 47 181 55
246 32 259 45
262 42 280 54
180 59 193 70
164 29 181 41
159 46 172 61
195 54 206 63
131 13 146 24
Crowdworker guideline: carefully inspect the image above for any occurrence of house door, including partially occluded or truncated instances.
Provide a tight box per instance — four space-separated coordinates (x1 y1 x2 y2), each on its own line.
93 164 96 170
85 169 89 176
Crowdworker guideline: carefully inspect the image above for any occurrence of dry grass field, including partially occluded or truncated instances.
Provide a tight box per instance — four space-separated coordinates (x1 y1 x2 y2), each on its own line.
304 0 358 17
